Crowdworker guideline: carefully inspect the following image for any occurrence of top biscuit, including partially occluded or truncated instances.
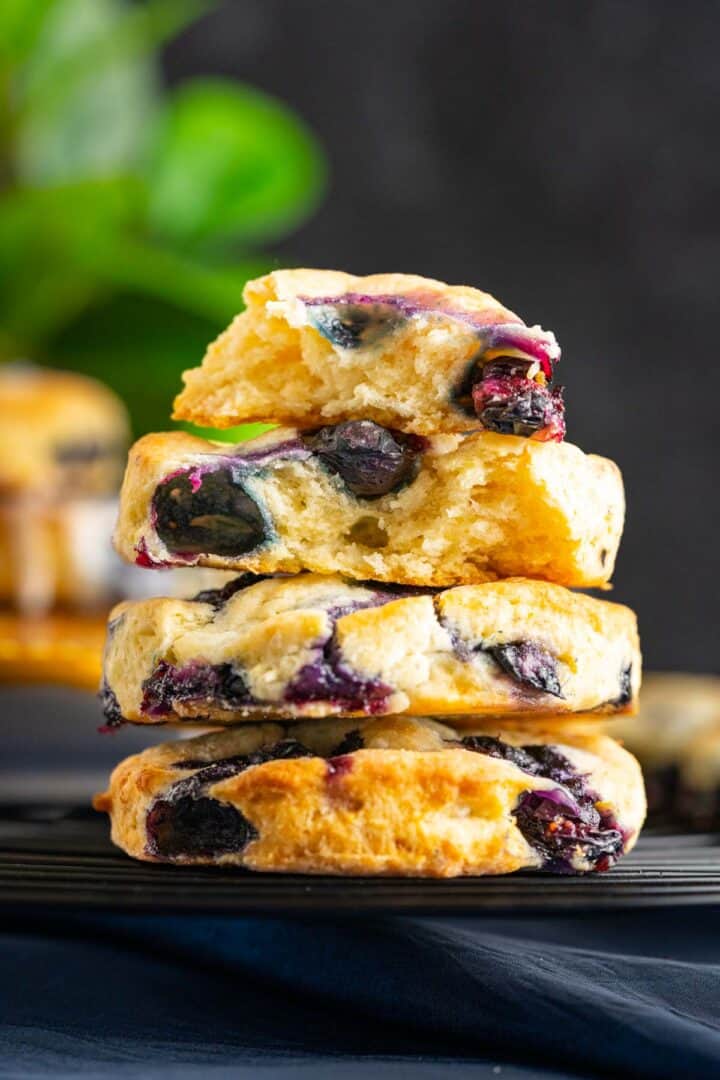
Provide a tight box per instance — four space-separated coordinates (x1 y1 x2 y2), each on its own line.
173 269 564 438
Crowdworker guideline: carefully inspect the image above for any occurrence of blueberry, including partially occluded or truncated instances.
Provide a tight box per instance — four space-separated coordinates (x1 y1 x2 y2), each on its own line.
613 664 633 707
522 744 579 786
452 355 530 415
513 790 624 872
173 739 313 777
461 735 541 774
333 729 365 755
147 739 313 859
192 573 269 608
476 384 564 438
152 467 269 557
307 300 402 349
98 680 124 729
481 358 534 380
460 734 626 871
452 354 566 440
488 641 564 698
141 661 253 719
146 795 257 859
304 420 424 498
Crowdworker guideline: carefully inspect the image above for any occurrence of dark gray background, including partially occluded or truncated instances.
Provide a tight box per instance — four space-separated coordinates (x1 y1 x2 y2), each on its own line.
166 0 720 673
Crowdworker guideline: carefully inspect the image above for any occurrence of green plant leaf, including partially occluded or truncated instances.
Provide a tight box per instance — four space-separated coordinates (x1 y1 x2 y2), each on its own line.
0 178 143 352
15 0 155 182
49 293 222 436
13 0 209 182
0 0 55 65
73 236 268 323
145 78 327 249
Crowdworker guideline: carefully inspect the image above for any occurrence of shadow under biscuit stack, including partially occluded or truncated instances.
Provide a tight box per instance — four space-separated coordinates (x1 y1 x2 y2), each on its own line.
94 270 646 877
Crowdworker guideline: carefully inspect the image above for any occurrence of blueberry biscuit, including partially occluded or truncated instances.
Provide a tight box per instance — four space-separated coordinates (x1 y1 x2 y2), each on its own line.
93 716 645 875
173 270 564 440
101 573 640 726
115 426 624 588
0 364 129 497
613 672 720 822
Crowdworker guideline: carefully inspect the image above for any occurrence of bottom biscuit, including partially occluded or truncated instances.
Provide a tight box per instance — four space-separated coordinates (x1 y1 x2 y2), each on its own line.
95 717 645 877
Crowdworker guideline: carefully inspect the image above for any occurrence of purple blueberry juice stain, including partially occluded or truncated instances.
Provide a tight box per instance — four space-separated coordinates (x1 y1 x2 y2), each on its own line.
284 588 403 714
146 739 312 859
461 735 626 872
141 660 254 719
285 635 393 714
302 421 426 498
326 754 355 781
135 536 180 568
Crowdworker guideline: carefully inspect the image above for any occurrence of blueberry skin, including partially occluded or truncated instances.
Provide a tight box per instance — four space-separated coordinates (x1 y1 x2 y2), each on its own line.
303 420 424 499
513 790 624 872
452 354 566 441
306 301 403 349
152 467 270 557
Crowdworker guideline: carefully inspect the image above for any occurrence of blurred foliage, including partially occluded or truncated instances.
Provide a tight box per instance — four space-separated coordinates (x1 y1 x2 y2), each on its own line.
0 0 326 435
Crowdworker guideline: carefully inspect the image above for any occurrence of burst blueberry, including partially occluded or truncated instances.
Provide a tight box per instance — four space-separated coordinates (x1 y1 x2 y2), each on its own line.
141 660 253 718
461 734 625 872
453 354 565 440
285 635 392 713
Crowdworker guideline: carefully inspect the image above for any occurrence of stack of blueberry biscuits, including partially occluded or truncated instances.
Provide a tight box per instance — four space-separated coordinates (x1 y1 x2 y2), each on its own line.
94 270 645 877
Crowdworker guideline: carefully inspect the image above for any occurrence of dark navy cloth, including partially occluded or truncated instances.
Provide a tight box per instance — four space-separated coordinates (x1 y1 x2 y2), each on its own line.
2 908 720 1079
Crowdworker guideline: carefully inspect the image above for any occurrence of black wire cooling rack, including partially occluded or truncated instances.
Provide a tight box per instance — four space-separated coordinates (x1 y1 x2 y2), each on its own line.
2 803 719 914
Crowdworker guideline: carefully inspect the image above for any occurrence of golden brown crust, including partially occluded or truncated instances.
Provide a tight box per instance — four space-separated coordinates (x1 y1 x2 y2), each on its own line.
95 717 645 876
173 269 559 435
114 428 624 589
101 573 641 724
